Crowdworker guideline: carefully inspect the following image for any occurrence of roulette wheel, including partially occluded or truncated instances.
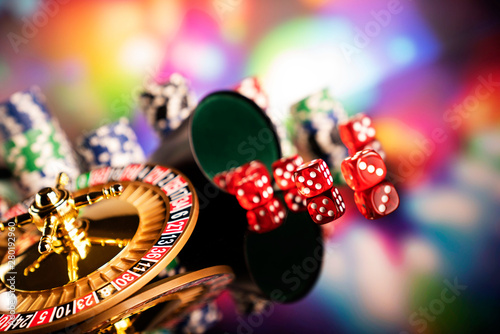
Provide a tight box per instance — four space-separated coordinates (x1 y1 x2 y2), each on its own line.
0 164 234 333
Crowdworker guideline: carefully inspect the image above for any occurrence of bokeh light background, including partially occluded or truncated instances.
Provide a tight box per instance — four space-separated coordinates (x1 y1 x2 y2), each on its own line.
1 0 499 333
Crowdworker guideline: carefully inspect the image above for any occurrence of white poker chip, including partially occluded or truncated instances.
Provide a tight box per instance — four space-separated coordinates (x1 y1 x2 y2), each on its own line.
177 301 222 334
139 73 197 137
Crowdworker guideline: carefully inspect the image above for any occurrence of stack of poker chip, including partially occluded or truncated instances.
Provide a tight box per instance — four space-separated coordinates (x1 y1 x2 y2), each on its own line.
0 86 81 197
175 301 222 334
139 73 197 137
289 88 348 183
235 77 296 156
76 118 146 170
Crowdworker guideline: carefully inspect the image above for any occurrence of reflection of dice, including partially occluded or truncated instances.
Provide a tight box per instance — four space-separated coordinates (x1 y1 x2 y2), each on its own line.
294 159 333 198
272 155 304 191
307 187 345 224
283 187 307 212
354 181 399 219
247 198 286 233
341 149 386 191
339 114 376 152
226 161 269 195
235 173 274 210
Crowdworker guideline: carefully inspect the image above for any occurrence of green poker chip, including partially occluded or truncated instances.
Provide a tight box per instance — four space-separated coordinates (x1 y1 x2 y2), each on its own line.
2 124 66 173
289 88 348 183
2 123 81 197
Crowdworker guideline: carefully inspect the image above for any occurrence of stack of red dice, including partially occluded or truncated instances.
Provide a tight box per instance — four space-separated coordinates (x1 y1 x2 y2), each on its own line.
339 113 386 159
272 155 308 212
293 159 346 225
221 161 287 233
339 114 399 219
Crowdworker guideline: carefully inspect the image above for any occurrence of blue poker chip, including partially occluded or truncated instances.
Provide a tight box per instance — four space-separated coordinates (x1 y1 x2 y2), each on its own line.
76 118 146 170
0 86 52 142
0 87 81 197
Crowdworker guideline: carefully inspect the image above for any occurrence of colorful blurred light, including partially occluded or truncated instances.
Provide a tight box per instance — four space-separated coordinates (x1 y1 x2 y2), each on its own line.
388 36 417 65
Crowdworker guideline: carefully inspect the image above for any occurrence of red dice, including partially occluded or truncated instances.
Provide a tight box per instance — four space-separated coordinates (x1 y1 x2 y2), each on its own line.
294 159 333 198
272 155 304 190
213 170 229 190
339 114 376 152
235 173 274 210
355 139 386 160
283 187 307 212
247 198 286 233
226 161 269 195
307 187 346 224
354 181 399 219
341 149 386 191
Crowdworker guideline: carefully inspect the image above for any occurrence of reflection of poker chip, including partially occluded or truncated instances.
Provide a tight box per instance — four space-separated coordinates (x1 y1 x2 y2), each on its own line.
290 89 348 182
76 118 145 170
0 88 80 197
175 301 221 334
139 74 197 136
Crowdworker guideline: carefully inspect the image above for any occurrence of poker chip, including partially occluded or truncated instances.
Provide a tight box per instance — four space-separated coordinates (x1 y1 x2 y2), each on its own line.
158 257 187 279
139 73 197 137
267 108 296 157
235 77 269 110
231 290 273 315
0 87 80 197
0 86 52 141
175 301 222 334
76 118 146 170
289 88 348 182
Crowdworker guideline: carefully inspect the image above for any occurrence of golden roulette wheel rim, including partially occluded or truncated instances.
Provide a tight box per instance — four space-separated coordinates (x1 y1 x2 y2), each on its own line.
78 265 234 333
0 164 199 333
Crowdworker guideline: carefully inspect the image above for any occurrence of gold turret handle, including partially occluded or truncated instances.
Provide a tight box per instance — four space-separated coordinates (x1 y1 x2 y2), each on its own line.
0 213 33 232
74 184 124 209
38 215 58 254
